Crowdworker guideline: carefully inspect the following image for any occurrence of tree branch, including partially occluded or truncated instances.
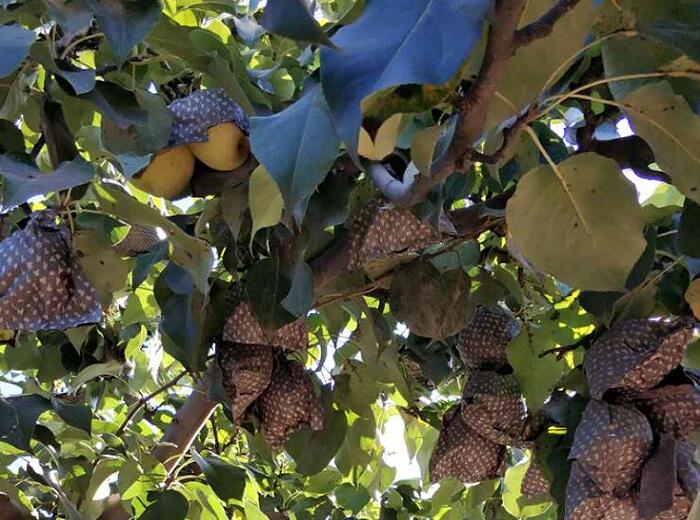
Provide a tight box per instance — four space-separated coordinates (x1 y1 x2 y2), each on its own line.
380 0 528 205
115 368 190 436
512 0 583 50
0 492 31 520
100 369 217 520
462 105 536 165
585 136 671 183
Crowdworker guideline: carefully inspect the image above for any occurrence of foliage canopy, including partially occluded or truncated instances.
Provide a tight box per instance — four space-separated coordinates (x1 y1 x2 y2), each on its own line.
1 0 700 519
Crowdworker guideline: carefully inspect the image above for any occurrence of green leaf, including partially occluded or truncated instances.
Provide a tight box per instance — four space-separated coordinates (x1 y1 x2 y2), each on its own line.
31 42 96 95
334 361 381 415
320 0 490 153
508 302 590 410
154 263 209 372
249 165 283 244
282 261 314 317
335 483 371 514
88 0 161 64
78 81 148 129
507 153 646 291
250 83 339 221
44 0 93 39
246 257 295 330
358 113 403 161
642 20 700 63
0 119 25 155
287 391 348 476
389 260 474 339
51 397 92 434
4 333 41 370
680 202 700 257
502 459 553 518
101 91 173 156
74 229 132 305
411 124 444 175
0 394 50 452
0 155 94 211
191 450 246 502
79 458 122 518
140 490 189 520
147 17 262 113
624 81 700 205
261 0 335 47
0 24 34 79
219 185 248 243
68 360 124 395
95 184 214 294
507 330 568 412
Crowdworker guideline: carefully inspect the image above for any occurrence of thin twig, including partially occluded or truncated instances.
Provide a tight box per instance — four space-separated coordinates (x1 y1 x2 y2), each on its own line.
116 369 190 436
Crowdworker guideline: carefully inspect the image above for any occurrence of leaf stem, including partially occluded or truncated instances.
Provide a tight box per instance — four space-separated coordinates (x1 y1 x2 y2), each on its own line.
539 70 700 117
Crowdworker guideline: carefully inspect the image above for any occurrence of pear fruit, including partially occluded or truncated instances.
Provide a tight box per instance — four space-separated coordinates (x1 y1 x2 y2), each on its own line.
188 122 250 171
131 145 195 199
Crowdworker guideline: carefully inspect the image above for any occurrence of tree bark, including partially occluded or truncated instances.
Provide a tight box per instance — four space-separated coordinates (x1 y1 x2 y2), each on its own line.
99 369 217 520
0 492 31 520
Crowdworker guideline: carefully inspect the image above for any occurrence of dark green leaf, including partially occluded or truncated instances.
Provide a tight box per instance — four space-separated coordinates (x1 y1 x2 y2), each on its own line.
643 20 700 63
154 263 209 372
0 155 94 211
101 91 172 155
51 397 92 434
680 202 700 258
79 81 148 129
624 82 700 205
287 391 348 475
0 394 51 452
246 257 295 330
31 42 96 95
88 0 161 64
0 119 26 154
335 483 370 514
320 0 489 153
40 99 79 165
282 261 314 317
191 450 246 502
140 490 189 520
44 0 93 39
261 0 335 47
250 83 339 220
0 24 34 79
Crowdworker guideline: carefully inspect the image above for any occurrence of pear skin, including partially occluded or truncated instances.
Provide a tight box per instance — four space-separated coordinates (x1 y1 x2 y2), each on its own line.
131 145 195 199
189 122 250 171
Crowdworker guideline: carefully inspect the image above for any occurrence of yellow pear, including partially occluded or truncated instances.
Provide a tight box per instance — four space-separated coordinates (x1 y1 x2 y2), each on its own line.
188 122 250 171
131 145 195 200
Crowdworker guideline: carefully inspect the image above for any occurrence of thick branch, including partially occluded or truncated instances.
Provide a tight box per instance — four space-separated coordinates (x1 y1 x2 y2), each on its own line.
512 0 583 49
0 493 31 520
462 106 536 165
384 0 528 205
100 369 217 520
152 369 217 472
